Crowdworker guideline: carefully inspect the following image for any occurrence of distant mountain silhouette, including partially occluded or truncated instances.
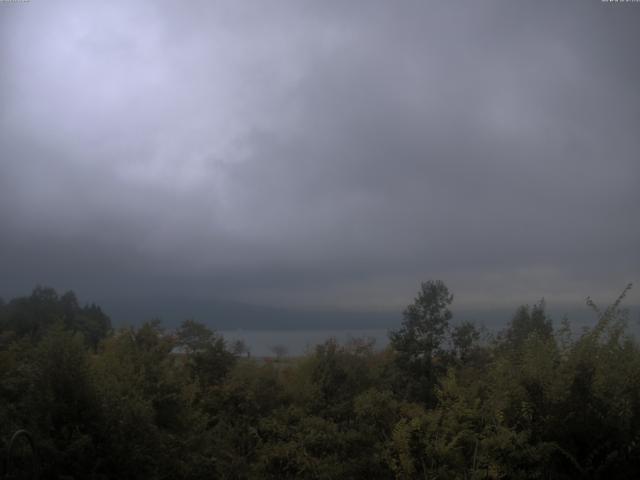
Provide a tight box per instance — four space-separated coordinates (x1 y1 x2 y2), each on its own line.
97 297 396 330
95 297 640 333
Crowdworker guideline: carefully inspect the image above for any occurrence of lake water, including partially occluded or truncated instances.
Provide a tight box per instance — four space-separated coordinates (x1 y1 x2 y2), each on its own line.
219 310 640 357
219 329 390 357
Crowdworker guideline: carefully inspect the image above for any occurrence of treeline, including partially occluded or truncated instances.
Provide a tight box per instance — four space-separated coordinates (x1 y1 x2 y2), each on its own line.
0 282 639 479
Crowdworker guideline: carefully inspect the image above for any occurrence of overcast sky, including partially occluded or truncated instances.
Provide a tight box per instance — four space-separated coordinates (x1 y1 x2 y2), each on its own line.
1 0 638 320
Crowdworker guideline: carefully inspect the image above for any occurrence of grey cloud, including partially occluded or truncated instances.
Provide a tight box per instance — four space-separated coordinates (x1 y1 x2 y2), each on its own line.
0 0 638 320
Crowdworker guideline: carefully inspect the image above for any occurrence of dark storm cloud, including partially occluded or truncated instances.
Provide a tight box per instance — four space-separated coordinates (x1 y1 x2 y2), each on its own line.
0 0 638 316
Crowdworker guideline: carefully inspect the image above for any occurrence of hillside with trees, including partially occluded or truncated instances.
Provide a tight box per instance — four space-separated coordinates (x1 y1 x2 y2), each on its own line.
1 282 639 479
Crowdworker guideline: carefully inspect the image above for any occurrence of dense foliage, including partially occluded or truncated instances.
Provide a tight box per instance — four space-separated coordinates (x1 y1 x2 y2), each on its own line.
1 282 639 479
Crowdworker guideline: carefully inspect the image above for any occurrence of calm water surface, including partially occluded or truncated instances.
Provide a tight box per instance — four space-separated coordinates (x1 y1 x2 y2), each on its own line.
219 329 390 357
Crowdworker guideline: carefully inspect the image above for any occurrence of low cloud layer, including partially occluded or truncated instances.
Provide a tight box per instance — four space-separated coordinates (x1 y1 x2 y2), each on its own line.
1 1 638 320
